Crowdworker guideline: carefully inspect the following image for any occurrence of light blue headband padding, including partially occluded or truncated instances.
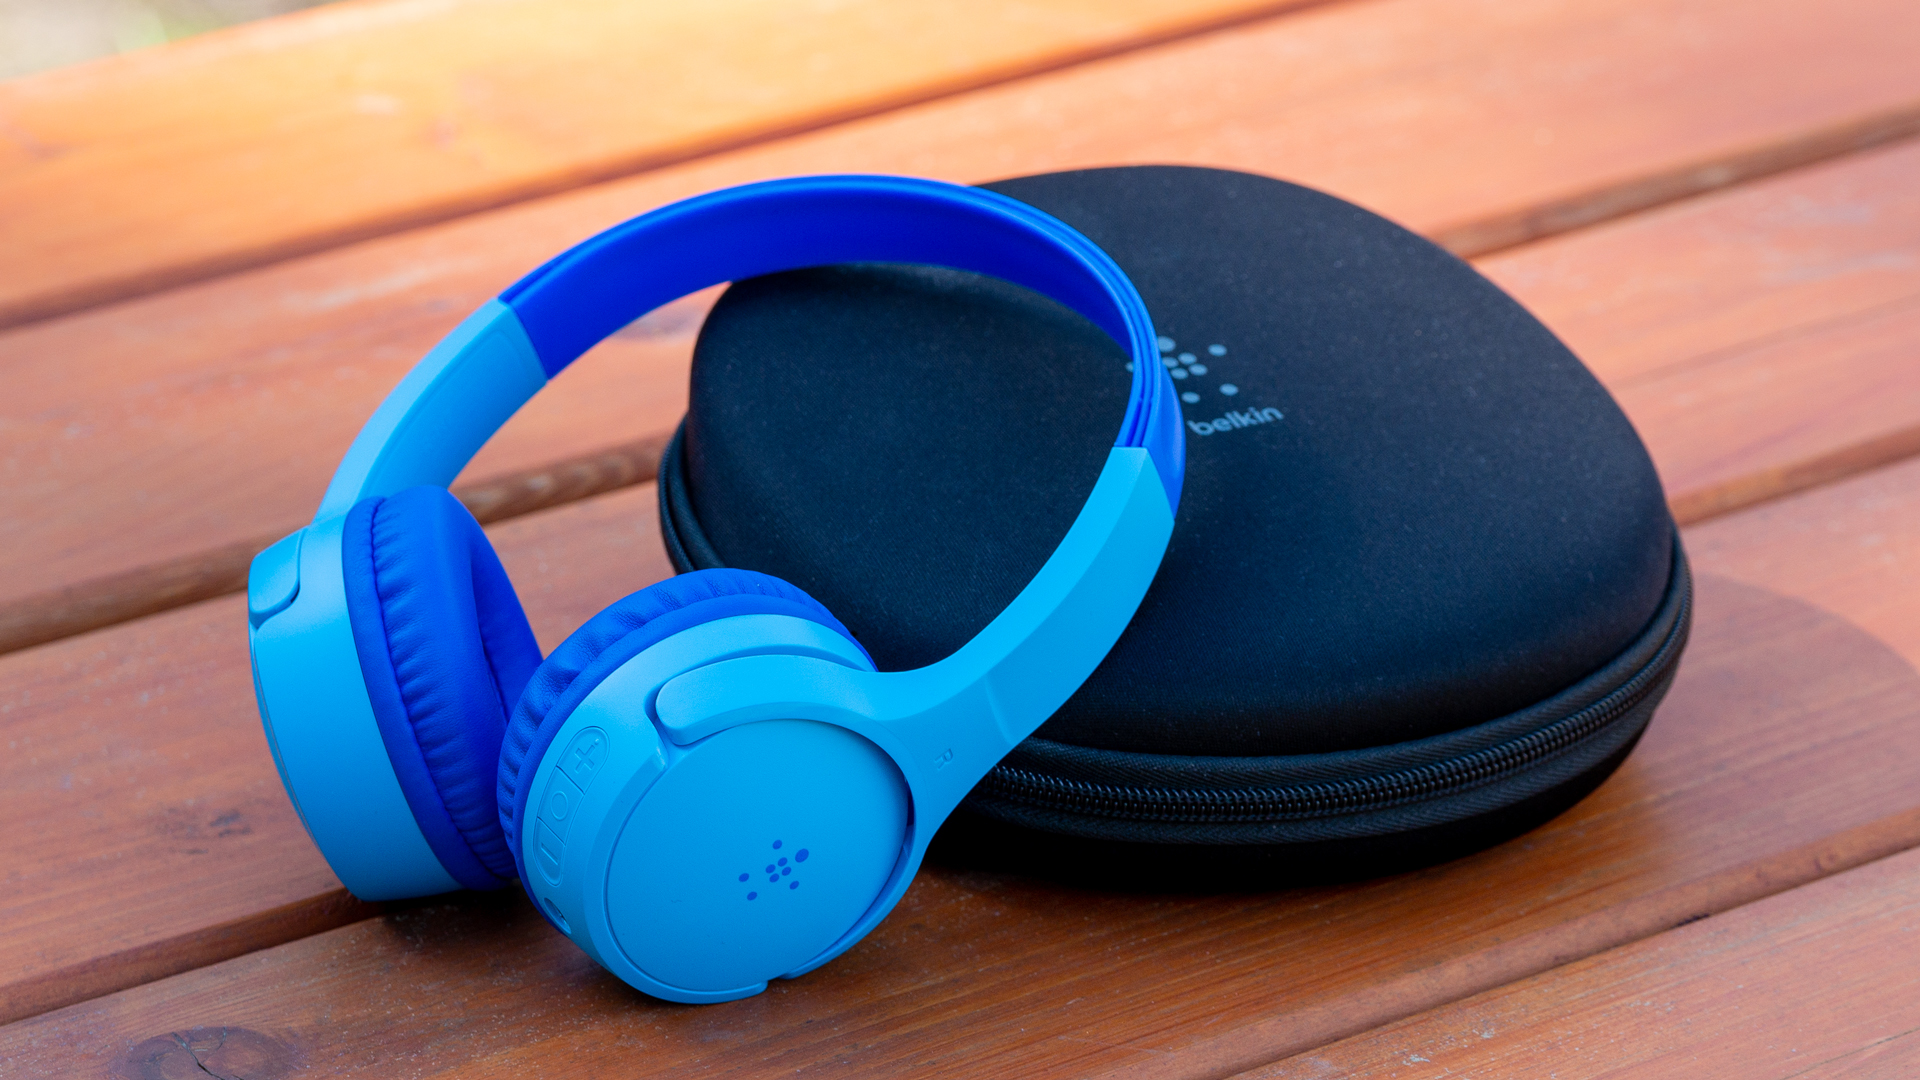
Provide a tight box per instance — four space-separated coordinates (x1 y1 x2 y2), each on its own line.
316 175 1183 520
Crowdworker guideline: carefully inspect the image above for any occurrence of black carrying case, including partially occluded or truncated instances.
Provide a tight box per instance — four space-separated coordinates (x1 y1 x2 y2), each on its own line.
658 166 1690 889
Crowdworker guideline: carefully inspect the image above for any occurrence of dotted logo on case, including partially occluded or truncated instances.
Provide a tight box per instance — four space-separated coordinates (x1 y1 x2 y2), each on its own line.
1127 336 1283 436
739 839 810 901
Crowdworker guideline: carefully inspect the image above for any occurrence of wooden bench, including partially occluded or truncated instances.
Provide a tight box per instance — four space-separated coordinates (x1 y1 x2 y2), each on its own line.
3 0 1919 1074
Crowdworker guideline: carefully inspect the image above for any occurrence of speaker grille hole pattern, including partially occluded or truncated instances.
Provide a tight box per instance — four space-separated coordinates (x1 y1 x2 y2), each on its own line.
742 839 809 900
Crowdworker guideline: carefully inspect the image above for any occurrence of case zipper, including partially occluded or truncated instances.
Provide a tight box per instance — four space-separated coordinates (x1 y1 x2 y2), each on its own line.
976 603 1683 825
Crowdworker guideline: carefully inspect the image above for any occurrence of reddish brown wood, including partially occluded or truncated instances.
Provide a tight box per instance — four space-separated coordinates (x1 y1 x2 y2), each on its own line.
0 484 676 1026
8 454 1920 1065
5 0 1920 1062
0 890 376 1036
0 0 1327 330
1482 140 1920 388
1477 138 1920 524
452 432 669 527
0 432 669 656
1096 807 1920 1079
1677 450 1920 666
10 127 1920 664
1433 103 1920 258
1638 299 1920 525
5 0 1920 635
1200 454 1920 1077
1239 840 1920 1078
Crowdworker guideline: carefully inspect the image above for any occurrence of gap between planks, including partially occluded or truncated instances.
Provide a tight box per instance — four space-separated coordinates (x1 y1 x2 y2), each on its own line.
8 0 1916 333
11 415 1920 1050
8 118 1920 659
15 795 1913 1061
1235 831 1920 1077
11 110 1920 1034
1094 807 1920 1080
11 0 1920 650
7 0 1920 1046
0 0 1343 332
0 433 668 656
0 891 377 1036
12 510 1920 1071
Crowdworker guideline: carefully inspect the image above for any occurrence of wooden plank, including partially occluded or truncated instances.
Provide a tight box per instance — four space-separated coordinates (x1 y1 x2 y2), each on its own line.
10 441 1920 1063
1241 831 1920 1078
1634 299 1920 524
0 432 669 656
8 0 1920 1035
1142 456 1920 1075
1478 139 1920 526
0 0 1322 330
5 0 1920 655
0 482 676 1026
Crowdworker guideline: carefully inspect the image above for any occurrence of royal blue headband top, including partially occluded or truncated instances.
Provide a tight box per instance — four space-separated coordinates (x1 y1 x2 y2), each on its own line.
248 174 1186 1003
313 174 1183 517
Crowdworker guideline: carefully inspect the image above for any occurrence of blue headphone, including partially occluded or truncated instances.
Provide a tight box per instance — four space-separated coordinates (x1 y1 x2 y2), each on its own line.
247 175 1185 1003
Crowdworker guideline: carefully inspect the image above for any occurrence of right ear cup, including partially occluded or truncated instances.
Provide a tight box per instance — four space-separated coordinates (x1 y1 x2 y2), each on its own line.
341 486 542 891
496 568 868 884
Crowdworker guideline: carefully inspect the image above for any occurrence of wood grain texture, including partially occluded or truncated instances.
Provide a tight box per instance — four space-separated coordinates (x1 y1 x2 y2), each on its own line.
9 451 1920 1065
8 0 1920 1053
1104 810 1920 1079
1477 137 1920 524
6 0 1920 650
1429 103 1920 258
1175 454 1920 1077
0 891 377 1042
0 0 1323 329
0 482 677 1027
1676 450 1920 678
1246 834 1920 1078
0 432 668 655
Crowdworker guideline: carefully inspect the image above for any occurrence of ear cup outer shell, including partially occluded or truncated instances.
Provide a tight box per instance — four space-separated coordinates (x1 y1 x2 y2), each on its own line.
498 570 865 887
605 719 909 994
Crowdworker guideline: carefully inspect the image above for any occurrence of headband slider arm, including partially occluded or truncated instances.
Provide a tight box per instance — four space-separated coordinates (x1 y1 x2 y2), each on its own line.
315 300 547 520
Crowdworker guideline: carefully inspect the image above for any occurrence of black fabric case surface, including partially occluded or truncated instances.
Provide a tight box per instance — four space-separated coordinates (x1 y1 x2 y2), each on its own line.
659 166 1688 888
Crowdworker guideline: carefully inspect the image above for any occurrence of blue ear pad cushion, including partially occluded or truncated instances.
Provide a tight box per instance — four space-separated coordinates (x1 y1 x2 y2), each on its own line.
496 568 868 883
342 486 543 891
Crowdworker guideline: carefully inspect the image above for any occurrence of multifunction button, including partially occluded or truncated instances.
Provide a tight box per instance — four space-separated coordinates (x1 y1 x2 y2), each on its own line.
536 727 608 886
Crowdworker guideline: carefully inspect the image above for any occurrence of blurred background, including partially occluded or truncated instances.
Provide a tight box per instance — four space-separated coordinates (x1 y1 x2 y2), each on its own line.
0 0 332 78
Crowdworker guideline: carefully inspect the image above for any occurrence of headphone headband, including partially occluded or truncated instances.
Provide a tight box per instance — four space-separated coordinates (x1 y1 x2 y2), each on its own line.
256 176 1186 960
317 175 1183 520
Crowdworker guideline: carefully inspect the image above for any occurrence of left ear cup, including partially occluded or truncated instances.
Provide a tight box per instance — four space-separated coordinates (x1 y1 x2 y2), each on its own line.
341 486 542 890
496 568 867 884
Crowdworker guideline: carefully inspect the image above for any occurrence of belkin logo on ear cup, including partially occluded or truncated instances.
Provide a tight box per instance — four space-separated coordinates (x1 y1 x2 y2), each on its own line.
738 838 811 901
1126 337 1284 436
